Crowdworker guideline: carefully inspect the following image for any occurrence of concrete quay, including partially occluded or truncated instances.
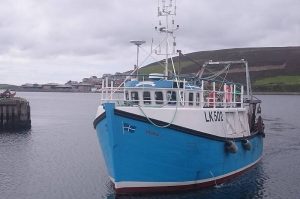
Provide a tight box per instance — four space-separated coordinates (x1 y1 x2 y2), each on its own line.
0 97 31 131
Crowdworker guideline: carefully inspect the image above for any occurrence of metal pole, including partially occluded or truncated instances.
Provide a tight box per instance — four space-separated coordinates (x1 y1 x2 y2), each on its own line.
241 85 244 107
136 45 139 67
101 79 104 101
110 80 113 100
165 12 169 79
223 83 227 106
201 80 204 107
105 77 108 100
130 40 145 79
136 45 139 77
233 84 236 107
230 84 233 108
213 81 216 108
245 61 251 99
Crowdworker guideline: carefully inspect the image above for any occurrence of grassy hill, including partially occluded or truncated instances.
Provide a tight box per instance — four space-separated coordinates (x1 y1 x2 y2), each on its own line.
139 46 300 92
253 75 300 92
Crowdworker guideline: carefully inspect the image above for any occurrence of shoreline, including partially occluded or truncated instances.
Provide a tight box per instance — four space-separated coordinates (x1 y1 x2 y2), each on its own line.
253 92 300 95
13 91 300 95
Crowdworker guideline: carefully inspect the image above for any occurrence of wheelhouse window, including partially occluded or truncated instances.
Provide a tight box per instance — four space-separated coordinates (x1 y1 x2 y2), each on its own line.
180 91 184 105
173 82 184 88
125 91 129 100
131 91 139 105
155 91 163 104
196 93 200 106
167 91 177 105
143 91 151 105
189 92 194 106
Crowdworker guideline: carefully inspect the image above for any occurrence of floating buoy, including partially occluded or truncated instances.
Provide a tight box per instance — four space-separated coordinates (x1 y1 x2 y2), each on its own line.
225 140 238 153
241 139 251 150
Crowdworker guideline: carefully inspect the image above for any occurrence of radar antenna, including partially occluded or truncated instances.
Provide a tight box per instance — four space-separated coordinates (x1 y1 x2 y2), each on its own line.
130 40 146 78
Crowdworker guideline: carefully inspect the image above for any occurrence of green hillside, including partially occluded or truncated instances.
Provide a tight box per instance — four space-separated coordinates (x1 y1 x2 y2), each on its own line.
253 75 300 92
139 46 300 92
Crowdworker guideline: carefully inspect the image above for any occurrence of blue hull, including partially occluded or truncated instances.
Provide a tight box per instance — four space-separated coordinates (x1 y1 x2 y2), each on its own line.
94 103 263 194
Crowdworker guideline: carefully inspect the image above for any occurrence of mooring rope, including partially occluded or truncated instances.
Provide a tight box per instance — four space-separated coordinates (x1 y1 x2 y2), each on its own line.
137 100 179 128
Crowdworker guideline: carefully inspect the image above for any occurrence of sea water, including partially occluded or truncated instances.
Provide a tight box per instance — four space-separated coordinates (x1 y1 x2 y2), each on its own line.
1 93 299 199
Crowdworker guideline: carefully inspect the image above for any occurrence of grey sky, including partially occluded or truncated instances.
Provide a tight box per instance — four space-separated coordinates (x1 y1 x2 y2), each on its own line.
0 0 299 85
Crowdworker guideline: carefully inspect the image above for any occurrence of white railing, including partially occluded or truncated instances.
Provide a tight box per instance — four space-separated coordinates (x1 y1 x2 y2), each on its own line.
99 79 244 109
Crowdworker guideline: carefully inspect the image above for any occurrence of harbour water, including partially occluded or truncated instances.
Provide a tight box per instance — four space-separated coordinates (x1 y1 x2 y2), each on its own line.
1 92 299 199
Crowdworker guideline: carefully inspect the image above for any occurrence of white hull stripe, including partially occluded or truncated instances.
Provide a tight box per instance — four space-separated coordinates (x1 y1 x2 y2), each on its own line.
110 157 262 189
113 109 259 141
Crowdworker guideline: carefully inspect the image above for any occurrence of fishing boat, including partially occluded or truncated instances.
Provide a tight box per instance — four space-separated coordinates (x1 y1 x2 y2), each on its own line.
93 0 264 194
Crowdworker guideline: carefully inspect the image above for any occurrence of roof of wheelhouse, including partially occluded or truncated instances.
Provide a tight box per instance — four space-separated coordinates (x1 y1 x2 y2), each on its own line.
124 79 200 90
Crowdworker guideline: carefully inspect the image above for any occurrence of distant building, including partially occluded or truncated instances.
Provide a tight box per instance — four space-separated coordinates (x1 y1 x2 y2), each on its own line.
65 80 79 85
53 85 73 92
22 83 42 88
42 83 60 90
113 79 124 87
77 83 92 92
21 83 43 91
21 83 74 92
102 74 112 78
20 71 128 93
82 76 103 86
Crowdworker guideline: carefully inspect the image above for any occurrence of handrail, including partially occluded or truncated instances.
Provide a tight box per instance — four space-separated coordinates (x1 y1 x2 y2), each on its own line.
100 89 244 109
99 78 247 109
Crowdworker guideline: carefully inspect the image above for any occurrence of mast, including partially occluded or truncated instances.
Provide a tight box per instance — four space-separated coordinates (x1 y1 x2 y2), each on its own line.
130 40 146 78
155 0 179 79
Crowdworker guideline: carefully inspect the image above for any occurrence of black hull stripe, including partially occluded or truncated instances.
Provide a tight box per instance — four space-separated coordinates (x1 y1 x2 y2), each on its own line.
93 109 262 141
93 112 106 128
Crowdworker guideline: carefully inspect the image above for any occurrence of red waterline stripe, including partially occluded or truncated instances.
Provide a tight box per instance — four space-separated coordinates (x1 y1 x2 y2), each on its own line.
114 159 260 195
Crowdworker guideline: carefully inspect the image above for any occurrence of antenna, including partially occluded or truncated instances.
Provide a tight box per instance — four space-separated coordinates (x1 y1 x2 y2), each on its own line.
155 0 179 79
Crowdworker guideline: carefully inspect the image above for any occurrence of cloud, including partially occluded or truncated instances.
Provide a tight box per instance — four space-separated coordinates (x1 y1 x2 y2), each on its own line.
0 0 299 85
